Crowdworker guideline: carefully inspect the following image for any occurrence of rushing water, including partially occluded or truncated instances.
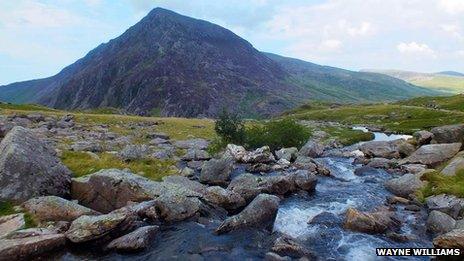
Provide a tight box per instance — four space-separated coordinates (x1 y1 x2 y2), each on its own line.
53 130 433 260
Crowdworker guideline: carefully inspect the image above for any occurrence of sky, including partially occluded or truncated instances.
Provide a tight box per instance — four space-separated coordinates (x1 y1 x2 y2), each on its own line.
0 0 463 85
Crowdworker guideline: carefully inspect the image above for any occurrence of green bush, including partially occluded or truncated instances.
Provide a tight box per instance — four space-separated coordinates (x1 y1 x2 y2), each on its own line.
245 118 310 151
214 109 246 144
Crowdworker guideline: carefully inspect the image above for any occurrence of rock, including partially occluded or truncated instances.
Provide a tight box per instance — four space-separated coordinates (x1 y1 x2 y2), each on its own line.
179 167 194 177
0 126 72 203
275 147 298 162
66 209 136 243
225 144 247 162
149 138 170 145
288 170 317 193
119 144 151 161
441 151 464 176
71 169 200 213
384 174 424 198
426 194 464 219
153 194 203 222
70 140 103 153
0 233 66 260
359 140 415 159
271 236 313 258
387 196 410 205
246 163 272 173
366 158 395 169
433 228 464 248
299 141 324 158
413 130 434 146
22 196 100 223
204 186 246 211
174 138 209 150
227 174 292 202
187 160 204 170
400 164 427 174
431 124 464 144
181 149 211 161
243 146 275 164
147 132 169 140
293 156 318 171
106 225 159 252
400 143 462 167
199 157 233 186
0 214 25 238
386 232 416 242
344 208 400 234
264 252 292 261
426 210 456 235
309 212 342 226
215 194 280 234
455 219 464 229
162 176 207 195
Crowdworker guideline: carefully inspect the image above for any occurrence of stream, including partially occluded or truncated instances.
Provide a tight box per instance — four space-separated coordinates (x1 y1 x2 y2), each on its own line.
52 130 433 260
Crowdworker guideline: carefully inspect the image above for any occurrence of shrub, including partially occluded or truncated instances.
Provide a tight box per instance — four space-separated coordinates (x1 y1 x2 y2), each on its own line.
214 109 246 144
245 118 310 151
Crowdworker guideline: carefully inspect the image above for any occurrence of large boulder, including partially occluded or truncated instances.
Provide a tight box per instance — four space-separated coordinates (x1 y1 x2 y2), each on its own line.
227 174 292 202
225 144 248 162
426 194 464 219
22 196 100 223
152 194 204 222
344 208 400 234
433 228 464 248
215 194 280 234
199 157 233 186
106 225 159 252
426 210 456 235
271 236 314 258
204 186 246 211
413 130 434 146
0 214 25 238
299 141 324 158
384 174 424 198
0 233 66 259
0 126 72 203
400 143 462 167
359 140 415 159
244 146 276 164
431 124 464 144
441 151 464 176
275 147 298 162
287 170 317 192
71 169 200 213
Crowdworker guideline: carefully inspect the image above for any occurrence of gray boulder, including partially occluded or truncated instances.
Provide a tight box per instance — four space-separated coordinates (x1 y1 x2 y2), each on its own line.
288 170 317 192
431 124 464 144
359 139 415 159
0 233 66 260
106 225 159 252
271 236 313 258
0 126 72 203
199 157 233 186
433 228 464 248
174 138 209 150
0 214 25 238
244 146 276 163
384 174 424 198
204 186 246 211
181 149 211 161
70 140 103 153
215 194 280 234
275 147 298 162
400 143 461 167
227 174 291 202
344 208 400 234
426 210 456 235
119 144 151 161
22 196 100 223
441 151 464 176
426 194 464 219
299 141 324 158
413 130 434 146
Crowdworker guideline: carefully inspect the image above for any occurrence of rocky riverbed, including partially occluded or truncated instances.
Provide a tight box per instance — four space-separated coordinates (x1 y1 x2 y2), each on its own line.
1 112 464 260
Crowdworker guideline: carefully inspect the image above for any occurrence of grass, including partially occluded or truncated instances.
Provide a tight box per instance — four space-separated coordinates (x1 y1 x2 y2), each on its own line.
397 94 464 112
0 103 56 112
320 126 374 145
0 201 36 228
61 151 178 181
410 76 464 94
418 170 464 200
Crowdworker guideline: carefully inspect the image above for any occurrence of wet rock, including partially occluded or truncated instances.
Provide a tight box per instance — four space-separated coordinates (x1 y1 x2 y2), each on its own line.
414 130 434 146
288 170 317 193
70 140 103 153
227 174 263 202
386 232 416 242
106 225 159 252
119 144 151 161
264 252 292 261
271 236 313 258
181 149 211 161
430 124 464 144
299 141 324 158
400 143 462 167
387 196 410 205
344 208 400 234
384 174 424 198
174 138 209 150
360 140 415 159
0 126 72 203
215 194 280 234
425 194 464 219
204 186 246 211
199 157 233 186
293 156 318 171
0 233 66 260
0 214 25 238
66 209 136 243
308 212 342 226
22 196 100 223
426 210 456 235
275 147 298 162
246 163 272 173
441 151 464 176
404 205 421 212
433 228 464 248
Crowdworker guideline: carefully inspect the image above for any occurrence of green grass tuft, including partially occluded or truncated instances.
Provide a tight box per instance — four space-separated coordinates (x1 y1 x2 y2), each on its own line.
418 170 464 200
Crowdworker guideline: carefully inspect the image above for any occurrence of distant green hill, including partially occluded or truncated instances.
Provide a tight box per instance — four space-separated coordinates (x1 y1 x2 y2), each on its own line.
363 69 464 94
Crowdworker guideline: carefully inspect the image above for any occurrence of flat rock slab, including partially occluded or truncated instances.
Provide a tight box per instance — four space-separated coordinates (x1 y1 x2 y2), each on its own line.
0 233 66 260
0 214 25 238
106 225 159 252
400 143 461 167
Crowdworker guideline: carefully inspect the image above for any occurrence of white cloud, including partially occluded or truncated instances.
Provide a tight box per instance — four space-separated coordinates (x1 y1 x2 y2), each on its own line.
346 21 374 37
457 50 464 57
438 0 464 14
397 42 435 57
320 39 343 51
441 24 463 40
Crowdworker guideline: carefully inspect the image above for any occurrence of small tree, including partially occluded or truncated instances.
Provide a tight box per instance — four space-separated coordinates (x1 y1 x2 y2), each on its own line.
214 109 246 144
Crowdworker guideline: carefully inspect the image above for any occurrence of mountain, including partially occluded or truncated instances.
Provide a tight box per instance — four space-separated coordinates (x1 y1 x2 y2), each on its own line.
363 69 464 94
0 8 441 117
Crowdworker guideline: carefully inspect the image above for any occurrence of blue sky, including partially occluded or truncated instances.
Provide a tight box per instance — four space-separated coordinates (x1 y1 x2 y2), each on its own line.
0 0 463 85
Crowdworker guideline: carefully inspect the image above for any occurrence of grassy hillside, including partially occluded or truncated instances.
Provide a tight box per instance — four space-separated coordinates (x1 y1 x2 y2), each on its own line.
409 76 464 93
284 95 464 134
